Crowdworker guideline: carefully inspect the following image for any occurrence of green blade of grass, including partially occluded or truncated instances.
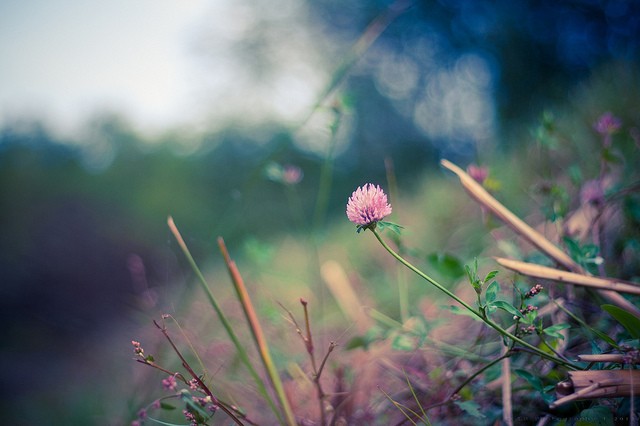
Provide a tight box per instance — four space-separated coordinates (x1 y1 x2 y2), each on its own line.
403 368 431 425
379 386 424 425
167 217 284 425
218 236 297 426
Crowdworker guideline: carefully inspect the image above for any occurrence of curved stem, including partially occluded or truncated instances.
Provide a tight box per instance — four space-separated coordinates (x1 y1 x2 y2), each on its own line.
421 352 512 414
371 229 580 370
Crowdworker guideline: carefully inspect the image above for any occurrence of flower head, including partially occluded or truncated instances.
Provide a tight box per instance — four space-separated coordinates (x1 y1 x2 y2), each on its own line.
265 162 303 185
594 112 622 147
162 374 177 391
131 340 144 357
525 284 543 299
580 179 604 206
346 183 392 229
594 112 622 135
282 164 303 185
466 164 489 185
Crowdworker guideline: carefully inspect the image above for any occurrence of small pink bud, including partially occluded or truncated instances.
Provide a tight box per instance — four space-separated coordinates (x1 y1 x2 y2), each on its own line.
466 164 489 185
162 375 177 391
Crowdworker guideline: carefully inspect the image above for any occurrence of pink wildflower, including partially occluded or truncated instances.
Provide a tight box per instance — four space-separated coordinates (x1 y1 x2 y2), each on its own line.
580 179 605 206
183 410 197 426
466 164 488 185
162 375 177 391
282 164 303 185
131 340 144 356
594 112 622 135
525 284 543 299
188 378 199 391
346 183 392 228
594 112 622 147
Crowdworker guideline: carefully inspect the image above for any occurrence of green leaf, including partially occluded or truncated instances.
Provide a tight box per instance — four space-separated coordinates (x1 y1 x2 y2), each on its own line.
444 305 482 321
483 270 499 284
543 323 571 340
405 315 429 338
454 400 485 418
345 336 368 350
377 221 404 235
514 369 544 392
484 304 497 316
485 281 500 304
345 326 385 350
465 265 475 286
576 406 612 426
160 402 176 410
426 252 465 280
146 416 185 426
181 391 213 420
602 304 640 339
589 327 618 347
492 300 523 318
514 369 556 404
392 333 416 351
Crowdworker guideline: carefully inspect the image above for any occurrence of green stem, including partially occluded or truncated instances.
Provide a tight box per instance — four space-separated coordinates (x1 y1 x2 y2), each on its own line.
167 217 285 424
371 228 580 370
313 109 341 231
218 237 297 426
422 352 512 413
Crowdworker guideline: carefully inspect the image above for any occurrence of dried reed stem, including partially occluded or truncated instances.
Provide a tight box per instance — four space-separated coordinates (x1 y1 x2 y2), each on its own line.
494 257 640 297
440 159 640 317
550 370 640 408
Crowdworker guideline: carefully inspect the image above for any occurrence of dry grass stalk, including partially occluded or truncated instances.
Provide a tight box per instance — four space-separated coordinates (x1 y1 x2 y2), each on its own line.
501 354 513 426
440 159 640 317
440 159 578 271
551 370 640 408
321 260 373 333
494 257 640 297
578 354 626 363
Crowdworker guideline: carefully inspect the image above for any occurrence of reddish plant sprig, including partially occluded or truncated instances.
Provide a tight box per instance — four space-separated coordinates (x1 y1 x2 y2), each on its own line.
131 321 257 425
151 318 246 426
281 299 337 426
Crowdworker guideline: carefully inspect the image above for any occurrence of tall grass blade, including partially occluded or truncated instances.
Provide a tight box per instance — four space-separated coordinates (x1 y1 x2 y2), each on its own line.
167 217 284 425
218 237 297 426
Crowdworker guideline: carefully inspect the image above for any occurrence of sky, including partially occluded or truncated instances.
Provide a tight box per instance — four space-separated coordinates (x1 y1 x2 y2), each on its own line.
0 0 496 155
0 0 329 139
0 0 217 135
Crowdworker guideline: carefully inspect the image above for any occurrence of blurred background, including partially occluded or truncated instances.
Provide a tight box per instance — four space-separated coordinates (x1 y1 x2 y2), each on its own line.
1 0 639 424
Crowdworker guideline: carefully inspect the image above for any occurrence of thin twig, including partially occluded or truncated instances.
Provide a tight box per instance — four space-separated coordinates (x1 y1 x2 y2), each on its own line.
415 352 512 420
152 319 245 426
301 299 326 426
